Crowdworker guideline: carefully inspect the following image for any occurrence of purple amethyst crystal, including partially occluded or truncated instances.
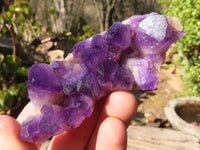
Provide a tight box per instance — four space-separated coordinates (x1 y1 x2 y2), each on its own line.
19 13 185 143
103 22 132 49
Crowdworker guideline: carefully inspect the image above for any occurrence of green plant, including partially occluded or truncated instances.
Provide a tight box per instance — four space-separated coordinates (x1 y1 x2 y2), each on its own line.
76 25 94 41
70 23 94 42
183 58 200 96
48 6 57 32
0 53 28 113
159 0 200 96
0 0 42 45
0 83 27 113
0 86 17 112
0 54 21 77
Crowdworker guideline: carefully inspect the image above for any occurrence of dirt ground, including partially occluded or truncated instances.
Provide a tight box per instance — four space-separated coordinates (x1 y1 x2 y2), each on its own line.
132 63 186 126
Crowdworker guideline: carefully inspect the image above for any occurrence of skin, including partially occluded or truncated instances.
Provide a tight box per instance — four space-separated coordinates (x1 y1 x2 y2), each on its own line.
0 90 137 150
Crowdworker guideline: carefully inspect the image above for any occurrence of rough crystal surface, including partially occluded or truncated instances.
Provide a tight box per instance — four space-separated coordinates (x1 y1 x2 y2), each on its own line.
19 13 185 143
138 14 168 42
103 22 132 49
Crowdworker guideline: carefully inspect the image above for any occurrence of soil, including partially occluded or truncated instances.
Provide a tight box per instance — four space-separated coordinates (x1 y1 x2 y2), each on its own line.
132 63 186 126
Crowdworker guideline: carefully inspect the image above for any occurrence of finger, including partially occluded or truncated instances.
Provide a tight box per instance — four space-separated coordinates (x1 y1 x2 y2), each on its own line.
88 117 127 150
102 90 137 126
0 115 38 150
86 90 137 150
48 98 106 150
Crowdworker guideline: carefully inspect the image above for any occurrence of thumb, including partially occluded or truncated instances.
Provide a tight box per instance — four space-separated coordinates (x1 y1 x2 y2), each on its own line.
0 115 38 150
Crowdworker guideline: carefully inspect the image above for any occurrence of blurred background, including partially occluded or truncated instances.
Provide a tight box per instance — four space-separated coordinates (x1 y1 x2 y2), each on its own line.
0 0 199 127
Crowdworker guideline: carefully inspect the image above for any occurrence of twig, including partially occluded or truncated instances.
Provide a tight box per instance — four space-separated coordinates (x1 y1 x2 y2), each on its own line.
5 23 16 57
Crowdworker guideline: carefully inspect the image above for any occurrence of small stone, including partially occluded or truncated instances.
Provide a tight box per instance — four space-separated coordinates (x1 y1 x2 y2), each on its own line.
48 50 64 61
36 42 53 54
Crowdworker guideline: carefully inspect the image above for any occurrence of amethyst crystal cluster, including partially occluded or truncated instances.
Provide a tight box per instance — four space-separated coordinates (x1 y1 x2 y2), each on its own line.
19 13 185 143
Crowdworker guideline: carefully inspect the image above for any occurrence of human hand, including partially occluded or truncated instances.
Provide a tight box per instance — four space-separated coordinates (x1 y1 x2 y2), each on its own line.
0 90 137 150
